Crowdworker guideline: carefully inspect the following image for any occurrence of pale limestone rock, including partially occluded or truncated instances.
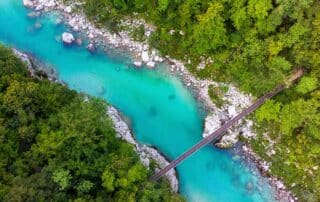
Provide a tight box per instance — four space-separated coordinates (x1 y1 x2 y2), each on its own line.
203 114 221 138
133 61 142 67
146 61 155 68
141 51 149 62
62 32 75 44
228 105 236 117
35 4 44 11
23 0 34 8
64 6 72 13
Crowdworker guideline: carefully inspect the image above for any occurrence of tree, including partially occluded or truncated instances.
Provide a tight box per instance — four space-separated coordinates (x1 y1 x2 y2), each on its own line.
192 2 227 55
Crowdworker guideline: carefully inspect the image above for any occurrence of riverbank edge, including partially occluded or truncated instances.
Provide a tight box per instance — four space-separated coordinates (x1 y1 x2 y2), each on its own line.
22 0 295 201
12 48 179 192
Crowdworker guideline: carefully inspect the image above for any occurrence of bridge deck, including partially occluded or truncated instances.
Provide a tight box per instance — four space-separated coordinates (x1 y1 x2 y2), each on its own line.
150 84 286 181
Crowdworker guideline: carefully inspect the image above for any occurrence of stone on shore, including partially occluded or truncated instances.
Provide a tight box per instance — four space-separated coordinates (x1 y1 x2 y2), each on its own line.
133 61 142 67
62 32 75 44
35 4 44 11
141 51 149 62
147 61 155 68
64 6 72 13
23 0 34 8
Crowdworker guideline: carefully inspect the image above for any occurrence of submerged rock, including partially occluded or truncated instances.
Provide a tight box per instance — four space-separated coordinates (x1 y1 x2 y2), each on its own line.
34 22 42 29
87 43 95 52
75 38 83 46
62 32 75 44
55 18 63 25
55 35 61 43
27 11 40 18
246 181 254 193
64 6 72 13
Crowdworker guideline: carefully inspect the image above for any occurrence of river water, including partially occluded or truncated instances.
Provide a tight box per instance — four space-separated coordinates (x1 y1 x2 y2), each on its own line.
0 1 277 201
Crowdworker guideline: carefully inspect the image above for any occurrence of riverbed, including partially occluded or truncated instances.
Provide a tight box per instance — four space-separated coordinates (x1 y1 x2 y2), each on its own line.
0 1 277 201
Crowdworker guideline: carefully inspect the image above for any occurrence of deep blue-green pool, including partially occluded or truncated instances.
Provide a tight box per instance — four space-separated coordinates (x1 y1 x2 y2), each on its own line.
0 1 277 201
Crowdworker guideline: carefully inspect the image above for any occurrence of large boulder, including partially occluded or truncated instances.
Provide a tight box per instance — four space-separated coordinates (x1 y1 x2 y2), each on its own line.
23 0 34 8
141 51 149 62
62 32 75 44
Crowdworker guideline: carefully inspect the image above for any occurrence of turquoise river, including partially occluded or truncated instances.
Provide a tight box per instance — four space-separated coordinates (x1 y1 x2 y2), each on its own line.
0 1 277 201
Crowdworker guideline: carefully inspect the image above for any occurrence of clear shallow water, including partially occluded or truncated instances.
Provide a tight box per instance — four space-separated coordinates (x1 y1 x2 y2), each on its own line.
0 1 277 201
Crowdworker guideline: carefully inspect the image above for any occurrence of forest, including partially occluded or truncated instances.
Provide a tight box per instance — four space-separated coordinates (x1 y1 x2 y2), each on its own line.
0 45 183 201
66 0 320 201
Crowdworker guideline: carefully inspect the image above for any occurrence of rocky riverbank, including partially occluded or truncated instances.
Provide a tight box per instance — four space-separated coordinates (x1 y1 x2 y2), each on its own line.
107 107 178 192
22 0 295 201
12 48 58 81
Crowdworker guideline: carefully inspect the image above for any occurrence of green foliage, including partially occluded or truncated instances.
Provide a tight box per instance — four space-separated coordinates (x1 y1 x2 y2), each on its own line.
0 45 183 201
255 100 281 122
52 169 72 190
192 2 227 55
296 77 318 94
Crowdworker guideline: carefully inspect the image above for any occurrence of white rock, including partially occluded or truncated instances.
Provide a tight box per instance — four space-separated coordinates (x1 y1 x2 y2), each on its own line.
151 50 156 56
64 6 72 13
62 32 75 44
143 44 148 51
276 181 285 189
35 5 44 11
228 105 236 117
55 18 62 25
133 61 142 67
158 57 164 62
202 114 221 138
46 0 56 8
88 33 94 39
154 56 160 62
146 61 155 68
23 0 34 8
141 51 149 62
